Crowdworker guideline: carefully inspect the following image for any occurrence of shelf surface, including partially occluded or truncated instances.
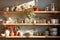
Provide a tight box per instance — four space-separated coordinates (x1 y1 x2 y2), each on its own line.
2 23 60 25
34 11 60 13
0 11 24 14
0 11 60 14
0 36 60 38
4 11 24 13
5 36 46 38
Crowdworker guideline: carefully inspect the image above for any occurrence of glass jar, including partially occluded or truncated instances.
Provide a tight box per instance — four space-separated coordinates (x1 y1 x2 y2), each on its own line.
6 7 9 11
44 31 49 36
5 29 10 36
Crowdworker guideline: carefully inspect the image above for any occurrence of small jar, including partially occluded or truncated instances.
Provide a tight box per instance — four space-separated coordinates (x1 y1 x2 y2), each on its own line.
6 7 9 11
10 30 14 36
33 20 36 24
45 7 49 11
44 31 49 36
11 7 15 11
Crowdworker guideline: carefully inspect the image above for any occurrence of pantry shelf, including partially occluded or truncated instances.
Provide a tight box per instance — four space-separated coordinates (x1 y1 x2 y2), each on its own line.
0 36 60 38
34 11 60 13
4 11 24 13
0 11 60 14
5 36 46 38
2 23 60 25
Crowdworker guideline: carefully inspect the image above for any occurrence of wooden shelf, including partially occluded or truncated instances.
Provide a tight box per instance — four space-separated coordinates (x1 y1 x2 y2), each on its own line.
46 36 60 38
0 11 24 14
34 11 60 14
5 36 46 38
3 11 24 13
2 23 60 25
0 11 60 14
0 36 5 38
0 36 60 38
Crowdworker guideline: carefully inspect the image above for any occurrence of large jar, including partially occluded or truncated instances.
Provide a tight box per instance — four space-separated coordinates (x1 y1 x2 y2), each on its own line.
49 27 58 36
5 29 10 36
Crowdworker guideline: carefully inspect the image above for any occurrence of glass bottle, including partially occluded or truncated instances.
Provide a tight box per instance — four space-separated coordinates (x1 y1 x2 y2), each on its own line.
51 3 55 11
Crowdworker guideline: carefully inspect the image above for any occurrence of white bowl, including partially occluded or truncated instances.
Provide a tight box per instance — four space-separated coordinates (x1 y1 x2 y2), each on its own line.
1 34 5 36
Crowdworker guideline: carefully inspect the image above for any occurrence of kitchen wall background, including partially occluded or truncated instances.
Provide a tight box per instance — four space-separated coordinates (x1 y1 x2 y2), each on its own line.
0 0 59 10
0 0 60 40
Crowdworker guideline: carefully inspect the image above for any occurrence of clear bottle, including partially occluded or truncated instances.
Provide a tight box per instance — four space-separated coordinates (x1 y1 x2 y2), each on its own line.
51 3 55 11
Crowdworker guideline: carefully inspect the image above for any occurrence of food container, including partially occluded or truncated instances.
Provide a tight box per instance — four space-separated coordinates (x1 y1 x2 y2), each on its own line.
6 7 9 11
33 7 39 11
44 31 49 36
50 32 57 36
5 29 10 36
51 19 59 24
1 34 5 36
33 32 42 36
17 30 34 36
0 19 3 24
11 7 15 11
49 27 58 36
49 27 57 32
